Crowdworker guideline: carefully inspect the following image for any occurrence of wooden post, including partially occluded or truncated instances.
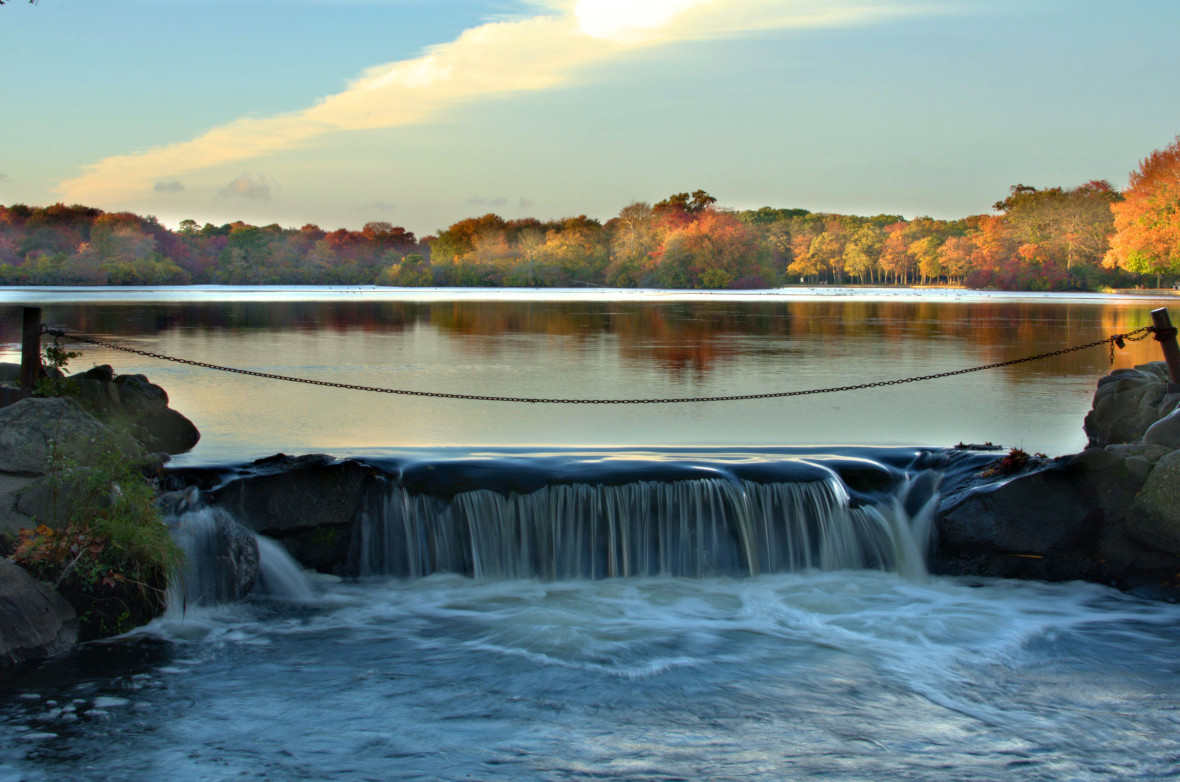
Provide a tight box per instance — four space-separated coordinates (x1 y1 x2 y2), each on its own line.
19 306 42 390
1151 308 1180 389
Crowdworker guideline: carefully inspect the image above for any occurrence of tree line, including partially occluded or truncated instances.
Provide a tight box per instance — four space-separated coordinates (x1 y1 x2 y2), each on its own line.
2 138 1177 290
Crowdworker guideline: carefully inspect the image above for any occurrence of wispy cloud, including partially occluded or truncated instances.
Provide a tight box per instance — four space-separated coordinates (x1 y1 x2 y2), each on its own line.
219 174 271 200
57 1 936 204
154 180 185 193
0 174 8 183
467 195 510 207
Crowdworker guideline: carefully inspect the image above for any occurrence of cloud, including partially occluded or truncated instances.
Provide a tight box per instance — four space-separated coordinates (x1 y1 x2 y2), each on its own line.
56 1 938 203
219 174 271 200
519 197 535 208
362 201 396 212
0 173 7 183
467 196 509 207
154 180 185 193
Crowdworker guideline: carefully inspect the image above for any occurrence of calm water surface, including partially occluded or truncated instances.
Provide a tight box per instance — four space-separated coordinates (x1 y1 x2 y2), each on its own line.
1 286 1176 460
3 287 1180 781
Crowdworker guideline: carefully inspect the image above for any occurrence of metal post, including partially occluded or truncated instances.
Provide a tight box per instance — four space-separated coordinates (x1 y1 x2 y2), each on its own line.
19 306 42 390
1150 307 1180 389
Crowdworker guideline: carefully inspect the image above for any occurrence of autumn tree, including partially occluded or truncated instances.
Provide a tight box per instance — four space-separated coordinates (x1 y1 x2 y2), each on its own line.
994 181 1119 287
1105 137 1180 287
605 202 660 286
653 190 717 216
841 225 884 283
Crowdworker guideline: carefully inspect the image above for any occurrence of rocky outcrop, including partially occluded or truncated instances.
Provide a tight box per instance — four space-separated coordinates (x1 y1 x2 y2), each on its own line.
69 365 200 454
0 396 139 476
208 454 376 575
0 371 201 669
935 361 1180 598
0 559 78 668
1084 362 1180 446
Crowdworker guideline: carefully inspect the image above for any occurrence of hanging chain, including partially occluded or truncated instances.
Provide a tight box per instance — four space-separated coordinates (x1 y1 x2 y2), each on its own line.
41 325 1157 405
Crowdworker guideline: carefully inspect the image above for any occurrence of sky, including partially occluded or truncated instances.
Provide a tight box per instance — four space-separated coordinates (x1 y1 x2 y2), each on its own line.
1 0 1178 238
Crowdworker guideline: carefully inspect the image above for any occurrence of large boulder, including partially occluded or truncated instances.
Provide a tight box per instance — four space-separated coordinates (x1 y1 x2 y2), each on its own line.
0 396 142 475
1127 449 1180 556
69 366 200 455
1143 408 1180 449
936 360 1180 596
1085 362 1180 447
0 559 78 668
210 455 376 574
937 464 1099 556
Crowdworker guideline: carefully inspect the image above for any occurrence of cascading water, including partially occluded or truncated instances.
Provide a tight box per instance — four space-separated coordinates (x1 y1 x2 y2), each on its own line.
351 473 933 581
165 502 314 607
253 535 316 600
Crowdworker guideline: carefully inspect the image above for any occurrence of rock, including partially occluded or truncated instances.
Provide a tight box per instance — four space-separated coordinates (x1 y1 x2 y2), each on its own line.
0 559 78 668
1127 450 1180 556
15 468 103 530
0 473 37 545
1064 448 1146 525
64 368 200 455
937 464 1099 555
1143 407 1180 449
0 397 141 475
168 506 260 605
210 455 375 574
115 373 200 454
1084 363 1175 447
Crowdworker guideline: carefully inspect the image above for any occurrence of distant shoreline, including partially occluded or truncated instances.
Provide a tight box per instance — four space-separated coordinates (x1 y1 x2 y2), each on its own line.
3 284 1179 306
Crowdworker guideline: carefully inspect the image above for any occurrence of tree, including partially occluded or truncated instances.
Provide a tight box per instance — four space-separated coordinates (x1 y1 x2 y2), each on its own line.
994 181 1119 286
653 190 717 216
1105 136 1180 287
843 225 884 283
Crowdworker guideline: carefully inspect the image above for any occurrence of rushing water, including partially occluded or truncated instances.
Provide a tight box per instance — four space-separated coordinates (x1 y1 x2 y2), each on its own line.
3 572 1180 781
3 288 1180 780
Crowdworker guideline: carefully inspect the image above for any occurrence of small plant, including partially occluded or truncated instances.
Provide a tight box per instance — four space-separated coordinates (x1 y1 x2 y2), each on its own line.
10 446 184 640
33 336 80 398
980 447 1032 478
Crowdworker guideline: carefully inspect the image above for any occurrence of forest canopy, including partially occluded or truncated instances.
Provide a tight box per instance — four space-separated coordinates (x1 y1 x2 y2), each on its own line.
2 138 1178 291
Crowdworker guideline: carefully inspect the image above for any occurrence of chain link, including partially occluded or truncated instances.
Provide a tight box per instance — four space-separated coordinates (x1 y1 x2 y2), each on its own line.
42 325 1157 405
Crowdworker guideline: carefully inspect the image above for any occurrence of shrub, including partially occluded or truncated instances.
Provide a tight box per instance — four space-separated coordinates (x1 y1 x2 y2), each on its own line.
11 449 184 640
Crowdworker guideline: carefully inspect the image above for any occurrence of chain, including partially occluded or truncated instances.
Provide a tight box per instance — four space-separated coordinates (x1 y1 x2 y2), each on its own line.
41 325 1157 405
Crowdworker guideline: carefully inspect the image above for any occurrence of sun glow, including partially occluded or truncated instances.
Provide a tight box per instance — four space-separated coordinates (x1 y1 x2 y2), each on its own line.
575 0 713 41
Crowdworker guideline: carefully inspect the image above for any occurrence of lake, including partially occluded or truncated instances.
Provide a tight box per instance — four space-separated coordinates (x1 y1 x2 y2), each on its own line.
2 286 1180 782
1 286 1176 460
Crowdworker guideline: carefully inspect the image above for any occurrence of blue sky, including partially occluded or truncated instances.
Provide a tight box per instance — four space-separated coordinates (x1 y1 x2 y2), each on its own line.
1 0 1178 237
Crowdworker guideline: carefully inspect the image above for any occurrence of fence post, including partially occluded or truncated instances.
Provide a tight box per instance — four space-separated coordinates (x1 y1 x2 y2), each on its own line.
19 306 43 390
1151 307 1180 390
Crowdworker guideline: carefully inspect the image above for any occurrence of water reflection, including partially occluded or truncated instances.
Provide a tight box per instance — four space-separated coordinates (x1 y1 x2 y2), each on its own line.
0 293 1175 460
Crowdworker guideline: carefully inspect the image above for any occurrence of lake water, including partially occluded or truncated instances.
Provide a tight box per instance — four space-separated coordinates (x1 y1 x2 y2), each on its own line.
3 287 1180 781
1 286 1176 460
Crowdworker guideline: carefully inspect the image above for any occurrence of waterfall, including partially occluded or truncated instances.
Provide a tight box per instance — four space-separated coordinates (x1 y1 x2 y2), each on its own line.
166 502 314 607
351 474 931 581
254 535 316 600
